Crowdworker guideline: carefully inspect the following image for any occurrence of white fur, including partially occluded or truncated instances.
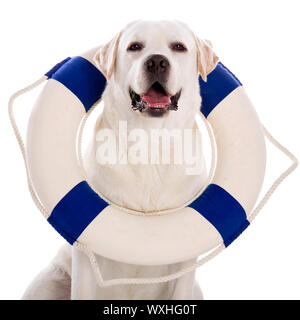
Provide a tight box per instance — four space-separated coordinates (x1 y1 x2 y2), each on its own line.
22 20 217 300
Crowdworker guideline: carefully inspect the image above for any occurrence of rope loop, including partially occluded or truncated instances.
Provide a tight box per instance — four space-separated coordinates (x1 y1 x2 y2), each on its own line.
8 76 298 287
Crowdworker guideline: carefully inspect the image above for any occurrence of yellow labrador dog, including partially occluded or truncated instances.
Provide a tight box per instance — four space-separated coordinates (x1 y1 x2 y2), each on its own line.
22 20 218 300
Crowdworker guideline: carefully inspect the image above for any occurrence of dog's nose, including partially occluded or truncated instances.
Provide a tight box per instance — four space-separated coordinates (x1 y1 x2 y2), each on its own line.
145 54 170 74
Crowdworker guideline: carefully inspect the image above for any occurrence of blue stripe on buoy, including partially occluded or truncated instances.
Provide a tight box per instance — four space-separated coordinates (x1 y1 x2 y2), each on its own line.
45 57 71 79
48 181 108 244
199 62 242 118
46 56 107 112
189 184 249 247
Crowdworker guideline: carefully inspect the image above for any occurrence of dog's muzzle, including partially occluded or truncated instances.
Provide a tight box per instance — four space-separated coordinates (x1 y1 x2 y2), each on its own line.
129 81 181 116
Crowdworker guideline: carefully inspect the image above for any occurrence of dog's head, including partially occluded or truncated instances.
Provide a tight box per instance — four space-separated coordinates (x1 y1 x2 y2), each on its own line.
94 20 218 118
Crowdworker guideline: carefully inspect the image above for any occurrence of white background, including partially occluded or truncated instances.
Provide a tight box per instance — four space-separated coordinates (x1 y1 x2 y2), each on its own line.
1 0 299 300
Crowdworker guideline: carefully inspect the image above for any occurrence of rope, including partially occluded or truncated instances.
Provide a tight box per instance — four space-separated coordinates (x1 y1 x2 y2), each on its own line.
74 241 224 287
248 126 298 223
8 76 298 287
8 76 49 219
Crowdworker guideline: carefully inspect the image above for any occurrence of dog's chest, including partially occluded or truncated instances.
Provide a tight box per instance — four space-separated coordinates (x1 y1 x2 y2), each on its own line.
85 137 207 212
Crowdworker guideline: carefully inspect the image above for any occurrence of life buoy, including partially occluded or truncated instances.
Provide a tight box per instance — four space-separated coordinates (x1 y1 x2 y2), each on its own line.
23 47 268 266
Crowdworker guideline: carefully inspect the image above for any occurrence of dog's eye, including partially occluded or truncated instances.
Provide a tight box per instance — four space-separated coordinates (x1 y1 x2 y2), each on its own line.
127 42 143 52
171 42 187 52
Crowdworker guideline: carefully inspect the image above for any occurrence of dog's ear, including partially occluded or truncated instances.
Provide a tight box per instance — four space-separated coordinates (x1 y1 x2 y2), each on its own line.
93 32 121 80
194 36 219 82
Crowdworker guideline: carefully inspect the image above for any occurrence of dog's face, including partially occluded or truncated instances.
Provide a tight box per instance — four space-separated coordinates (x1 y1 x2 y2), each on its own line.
94 20 218 118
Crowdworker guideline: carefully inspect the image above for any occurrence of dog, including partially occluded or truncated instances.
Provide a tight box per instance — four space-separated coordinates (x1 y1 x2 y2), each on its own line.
22 20 218 300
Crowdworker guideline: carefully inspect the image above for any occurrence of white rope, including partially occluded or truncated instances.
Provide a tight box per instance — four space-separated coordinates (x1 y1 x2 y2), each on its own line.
8 76 49 218
74 241 225 287
248 126 298 223
8 76 298 287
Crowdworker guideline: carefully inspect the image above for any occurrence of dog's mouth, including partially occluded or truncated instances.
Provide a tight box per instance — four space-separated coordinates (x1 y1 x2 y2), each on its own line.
129 82 181 116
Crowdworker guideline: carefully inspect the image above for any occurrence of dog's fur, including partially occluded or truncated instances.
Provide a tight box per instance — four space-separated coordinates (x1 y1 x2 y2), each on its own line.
22 20 218 300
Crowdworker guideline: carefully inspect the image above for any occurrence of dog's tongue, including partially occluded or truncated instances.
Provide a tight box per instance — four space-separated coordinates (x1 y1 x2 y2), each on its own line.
142 87 171 107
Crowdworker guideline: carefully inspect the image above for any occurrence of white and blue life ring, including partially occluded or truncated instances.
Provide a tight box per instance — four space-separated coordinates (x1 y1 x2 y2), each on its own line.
26 48 266 266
